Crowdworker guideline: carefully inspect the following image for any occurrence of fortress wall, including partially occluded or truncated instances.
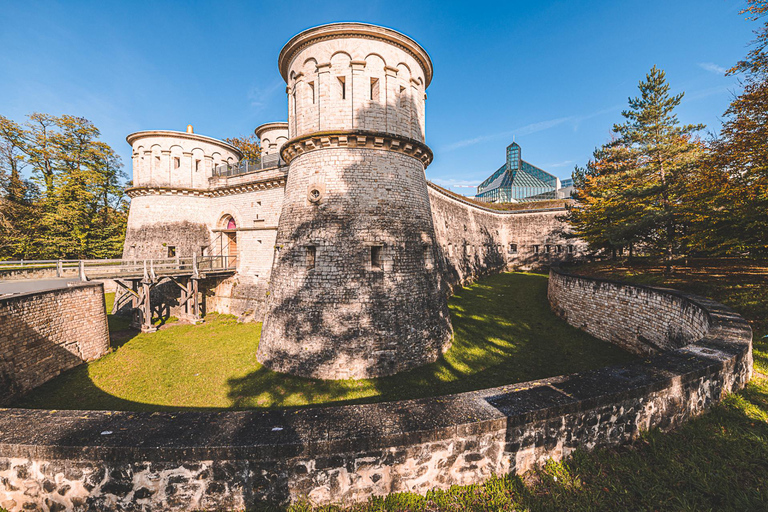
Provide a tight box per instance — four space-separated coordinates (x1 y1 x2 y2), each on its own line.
549 268 711 355
0 283 109 406
427 184 586 289
204 186 285 319
122 194 211 260
0 274 752 509
130 133 240 189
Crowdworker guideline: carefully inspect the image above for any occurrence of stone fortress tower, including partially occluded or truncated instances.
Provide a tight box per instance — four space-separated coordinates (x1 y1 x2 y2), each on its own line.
120 21 584 382
123 127 242 260
254 121 289 165
256 23 452 380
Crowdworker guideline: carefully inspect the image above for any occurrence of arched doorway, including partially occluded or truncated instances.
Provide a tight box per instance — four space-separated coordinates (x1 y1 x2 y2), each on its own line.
220 215 238 268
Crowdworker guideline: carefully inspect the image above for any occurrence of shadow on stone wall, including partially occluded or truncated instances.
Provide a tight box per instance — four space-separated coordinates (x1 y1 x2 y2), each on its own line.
1 315 96 407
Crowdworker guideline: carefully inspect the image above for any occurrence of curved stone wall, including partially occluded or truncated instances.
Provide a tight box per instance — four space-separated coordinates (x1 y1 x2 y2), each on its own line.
0 271 751 510
0 283 109 406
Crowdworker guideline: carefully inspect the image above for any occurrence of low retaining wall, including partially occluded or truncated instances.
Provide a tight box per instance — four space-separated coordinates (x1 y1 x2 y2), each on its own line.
548 268 711 355
0 283 110 406
0 272 752 511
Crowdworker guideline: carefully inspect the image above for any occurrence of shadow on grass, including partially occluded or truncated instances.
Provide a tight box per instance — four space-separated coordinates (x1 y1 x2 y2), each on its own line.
225 273 636 410
15 273 636 412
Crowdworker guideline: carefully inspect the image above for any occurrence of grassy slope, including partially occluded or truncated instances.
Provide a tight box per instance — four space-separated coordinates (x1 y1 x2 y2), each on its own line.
280 258 768 512
16 272 634 411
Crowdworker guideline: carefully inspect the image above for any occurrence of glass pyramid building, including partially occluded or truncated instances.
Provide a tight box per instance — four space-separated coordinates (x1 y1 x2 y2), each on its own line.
475 142 560 203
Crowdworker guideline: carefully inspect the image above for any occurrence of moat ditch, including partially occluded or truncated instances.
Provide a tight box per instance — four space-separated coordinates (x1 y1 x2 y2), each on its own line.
14 272 637 411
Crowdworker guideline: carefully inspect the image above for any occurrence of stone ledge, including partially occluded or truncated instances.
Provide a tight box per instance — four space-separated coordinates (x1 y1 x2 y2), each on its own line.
280 130 433 167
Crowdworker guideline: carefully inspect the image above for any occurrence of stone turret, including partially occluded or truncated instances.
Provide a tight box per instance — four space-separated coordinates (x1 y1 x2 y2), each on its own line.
257 23 451 380
255 122 289 158
126 129 241 190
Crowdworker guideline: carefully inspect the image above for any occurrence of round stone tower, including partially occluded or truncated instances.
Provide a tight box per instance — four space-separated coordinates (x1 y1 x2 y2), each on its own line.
257 22 452 380
254 122 289 158
123 128 241 260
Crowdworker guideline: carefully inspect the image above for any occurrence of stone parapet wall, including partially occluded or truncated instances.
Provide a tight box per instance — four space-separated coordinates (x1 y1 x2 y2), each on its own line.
427 183 586 290
0 283 109 406
548 268 711 355
0 274 751 510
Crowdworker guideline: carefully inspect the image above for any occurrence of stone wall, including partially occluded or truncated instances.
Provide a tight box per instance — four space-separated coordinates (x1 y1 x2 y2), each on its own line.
0 283 109 406
548 268 711 355
259 147 451 380
427 183 586 290
0 273 751 510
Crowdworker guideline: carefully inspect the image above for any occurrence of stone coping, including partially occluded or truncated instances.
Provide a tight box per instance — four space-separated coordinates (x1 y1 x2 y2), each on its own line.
426 181 568 215
254 121 289 138
0 271 752 464
0 281 103 304
279 129 433 167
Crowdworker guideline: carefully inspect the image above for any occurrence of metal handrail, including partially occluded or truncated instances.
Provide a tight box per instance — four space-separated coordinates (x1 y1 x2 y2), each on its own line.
212 156 286 178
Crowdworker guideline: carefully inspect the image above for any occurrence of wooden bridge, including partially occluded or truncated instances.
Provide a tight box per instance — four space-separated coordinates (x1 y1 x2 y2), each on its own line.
0 255 237 332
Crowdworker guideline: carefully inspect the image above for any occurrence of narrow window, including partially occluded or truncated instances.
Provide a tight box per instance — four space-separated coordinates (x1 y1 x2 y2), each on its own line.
423 245 433 269
509 243 518 254
167 246 176 257
545 245 551 254
308 81 315 104
533 245 540 254
155 155 161 166
557 245 563 253
200 246 208 257
370 77 380 101
371 245 382 270
399 86 406 108
338 77 346 99
568 245 575 254
173 157 180 169
306 246 316 270
195 159 201 172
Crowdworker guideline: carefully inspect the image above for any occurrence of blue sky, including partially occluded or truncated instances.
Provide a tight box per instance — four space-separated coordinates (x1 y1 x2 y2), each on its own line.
0 0 756 195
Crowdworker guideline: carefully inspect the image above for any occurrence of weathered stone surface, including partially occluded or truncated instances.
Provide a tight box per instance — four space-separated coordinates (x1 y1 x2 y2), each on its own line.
0 283 109 406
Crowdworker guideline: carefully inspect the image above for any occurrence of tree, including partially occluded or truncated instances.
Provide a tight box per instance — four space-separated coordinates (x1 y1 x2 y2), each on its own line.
0 113 128 260
697 0 768 256
568 67 704 266
224 134 261 162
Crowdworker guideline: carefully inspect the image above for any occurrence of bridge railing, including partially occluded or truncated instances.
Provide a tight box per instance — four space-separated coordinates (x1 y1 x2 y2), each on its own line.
0 255 237 281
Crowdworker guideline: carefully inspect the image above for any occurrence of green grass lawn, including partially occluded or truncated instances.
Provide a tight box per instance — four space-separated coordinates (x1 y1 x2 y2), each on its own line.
277 258 768 512
15 272 635 411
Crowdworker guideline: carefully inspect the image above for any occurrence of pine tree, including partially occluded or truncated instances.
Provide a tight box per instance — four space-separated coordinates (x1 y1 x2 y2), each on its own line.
699 0 768 256
568 67 704 267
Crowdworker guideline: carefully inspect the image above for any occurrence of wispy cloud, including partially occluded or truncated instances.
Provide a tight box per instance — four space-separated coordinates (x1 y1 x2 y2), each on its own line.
442 105 624 152
443 116 573 151
699 62 727 75
248 80 284 111
545 159 575 169
430 177 480 189
685 84 735 101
